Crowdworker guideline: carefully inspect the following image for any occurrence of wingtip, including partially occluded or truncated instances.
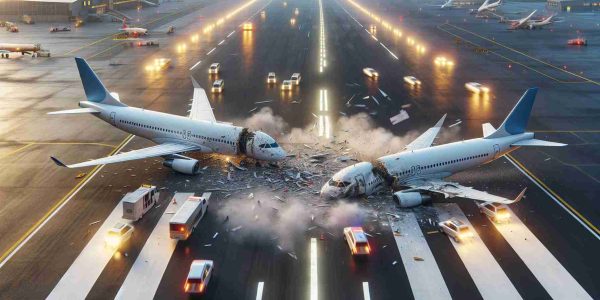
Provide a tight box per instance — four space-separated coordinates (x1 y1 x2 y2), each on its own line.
513 187 527 204
435 114 447 128
50 156 67 167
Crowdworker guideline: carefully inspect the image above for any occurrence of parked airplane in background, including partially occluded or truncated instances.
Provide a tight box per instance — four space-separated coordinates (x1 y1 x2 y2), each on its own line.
321 88 566 207
119 20 148 37
430 0 454 9
49 58 286 175
521 14 557 29
508 10 557 29
0 43 42 58
475 0 502 14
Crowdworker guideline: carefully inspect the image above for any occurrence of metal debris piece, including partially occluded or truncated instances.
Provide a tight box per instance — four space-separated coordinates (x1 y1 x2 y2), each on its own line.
248 107 258 113
248 193 254 199
392 261 398 265
448 120 462 128
89 220 100 226
362 96 370 100
371 96 380 105
204 244 212 247
413 256 424 261
75 172 86 179
213 232 219 239
401 104 412 109
255 100 273 104
288 252 298 260
390 110 410 125
231 225 243 232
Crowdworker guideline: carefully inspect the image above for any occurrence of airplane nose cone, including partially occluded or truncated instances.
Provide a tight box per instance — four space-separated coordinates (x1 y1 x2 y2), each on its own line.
320 185 339 199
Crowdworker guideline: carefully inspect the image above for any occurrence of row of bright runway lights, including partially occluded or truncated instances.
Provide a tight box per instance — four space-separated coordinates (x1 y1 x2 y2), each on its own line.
347 0 434 59
318 89 331 139
319 0 327 73
184 0 261 71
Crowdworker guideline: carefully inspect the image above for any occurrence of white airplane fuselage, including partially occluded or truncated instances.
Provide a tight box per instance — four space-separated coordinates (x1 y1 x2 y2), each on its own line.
80 101 285 160
321 133 531 198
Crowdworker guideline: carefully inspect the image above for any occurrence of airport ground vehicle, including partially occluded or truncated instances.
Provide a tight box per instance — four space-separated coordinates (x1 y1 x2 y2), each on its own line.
434 56 454 67
211 79 224 93
343 227 371 256
145 58 170 72
478 202 511 223
137 40 159 47
438 218 474 242
185 260 214 294
169 195 209 240
267 72 277 84
167 26 175 34
7 25 18 32
363 67 379 78
465 82 490 94
209 63 220 74
568 38 587 46
243 22 253 31
403 76 421 86
291 73 301 85
50 26 71 32
105 222 134 249
122 184 159 221
281 80 292 91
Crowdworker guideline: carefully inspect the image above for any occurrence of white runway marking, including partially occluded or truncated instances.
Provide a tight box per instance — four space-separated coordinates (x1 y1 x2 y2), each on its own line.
362 282 370 300
256 282 264 300
189 60 202 71
492 208 592 299
115 193 196 300
47 183 137 299
436 203 522 300
388 213 451 300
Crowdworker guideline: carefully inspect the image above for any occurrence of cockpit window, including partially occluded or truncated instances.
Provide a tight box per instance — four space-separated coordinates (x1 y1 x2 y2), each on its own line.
258 142 279 149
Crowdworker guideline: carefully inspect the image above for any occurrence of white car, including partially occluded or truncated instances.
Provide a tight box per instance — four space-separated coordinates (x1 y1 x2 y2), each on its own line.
291 73 301 85
211 79 224 93
105 222 134 249
438 218 473 243
403 76 421 86
209 63 220 74
363 67 379 78
267 72 277 84
465 82 490 94
185 260 214 294
343 227 371 256
478 202 510 223
281 80 293 91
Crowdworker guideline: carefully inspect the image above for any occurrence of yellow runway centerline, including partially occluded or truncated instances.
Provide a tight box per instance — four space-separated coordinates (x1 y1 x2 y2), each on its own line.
506 154 600 237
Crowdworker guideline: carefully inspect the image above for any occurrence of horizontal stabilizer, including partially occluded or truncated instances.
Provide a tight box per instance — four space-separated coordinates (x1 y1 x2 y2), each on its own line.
512 139 566 147
47 108 100 115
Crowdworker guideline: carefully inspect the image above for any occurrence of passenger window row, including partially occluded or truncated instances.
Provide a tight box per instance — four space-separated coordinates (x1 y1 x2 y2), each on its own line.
119 119 235 145
399 153 491 175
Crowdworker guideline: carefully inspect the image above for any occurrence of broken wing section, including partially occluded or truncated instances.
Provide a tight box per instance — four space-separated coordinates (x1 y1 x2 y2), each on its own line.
189 77 216 122
406 179 526 204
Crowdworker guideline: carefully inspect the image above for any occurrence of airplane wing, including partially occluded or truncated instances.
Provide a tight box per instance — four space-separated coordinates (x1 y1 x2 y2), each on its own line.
404 114 447 151
405 179 527 204
189 77 216 122
50 142 202 168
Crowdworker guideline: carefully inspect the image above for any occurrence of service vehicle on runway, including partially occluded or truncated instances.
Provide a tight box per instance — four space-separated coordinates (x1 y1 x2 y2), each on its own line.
343 227 371 256
137 40 159 47
243 22 253 31
105 222 134 248
363 67 379 78
403 76 421 86
209 63 220 74
169 195 209 240
478 202 511 223
211 79 224 93
291 73 301 85
122 184 159 221
185 260 214 294
465 82 490 94
50 26 71 32
281 80 293 91
0 43 43 58
438 218 473 242
267 72 277 84
568 38 587 46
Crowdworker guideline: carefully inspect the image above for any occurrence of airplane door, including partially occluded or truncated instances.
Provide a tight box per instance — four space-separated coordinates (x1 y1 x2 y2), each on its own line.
354 175 366 195
493 144 500 158
110 112 116 126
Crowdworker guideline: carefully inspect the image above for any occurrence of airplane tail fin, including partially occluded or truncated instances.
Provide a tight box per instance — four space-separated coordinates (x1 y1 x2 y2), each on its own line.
484 87 568 146
74 57 126 107
485 87 537 139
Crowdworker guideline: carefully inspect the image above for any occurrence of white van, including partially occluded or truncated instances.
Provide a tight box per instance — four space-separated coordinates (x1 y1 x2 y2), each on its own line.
185 260 214 294
122 185 159 221
209 63 220 74
169 193 210 240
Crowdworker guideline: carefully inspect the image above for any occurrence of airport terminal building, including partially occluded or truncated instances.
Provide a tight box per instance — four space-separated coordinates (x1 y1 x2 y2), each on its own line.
0 0 158 23
547 0 600 11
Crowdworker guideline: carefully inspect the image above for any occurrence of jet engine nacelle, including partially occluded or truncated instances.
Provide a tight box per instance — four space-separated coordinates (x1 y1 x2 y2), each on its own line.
163 158 200 175
393 191 432 208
